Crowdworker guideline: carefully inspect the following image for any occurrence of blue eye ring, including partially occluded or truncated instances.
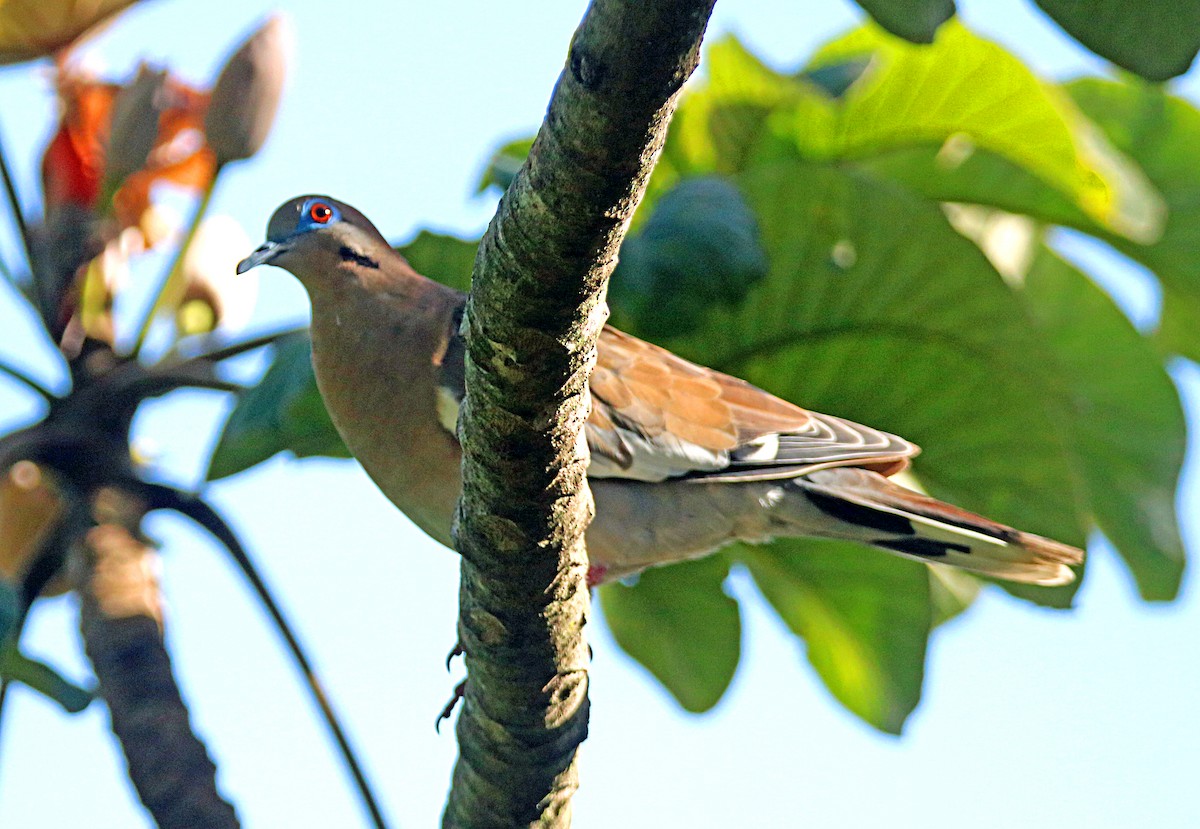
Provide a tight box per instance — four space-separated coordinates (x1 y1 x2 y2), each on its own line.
309 201 333 224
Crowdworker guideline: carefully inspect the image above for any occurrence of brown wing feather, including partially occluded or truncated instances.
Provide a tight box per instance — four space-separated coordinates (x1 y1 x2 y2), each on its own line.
439 316 918 482
593 327 811 445
588 327 919 482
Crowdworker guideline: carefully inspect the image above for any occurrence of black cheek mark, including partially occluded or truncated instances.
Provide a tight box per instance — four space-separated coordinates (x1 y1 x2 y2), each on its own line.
873 538 971 558
804 489 915 535
339 246 379 269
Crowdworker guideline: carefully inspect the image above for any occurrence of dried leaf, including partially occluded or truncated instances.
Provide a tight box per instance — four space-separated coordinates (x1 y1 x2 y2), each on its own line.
205 15 290 166
103 63 168 194
0 462 64 594
0 0 141 65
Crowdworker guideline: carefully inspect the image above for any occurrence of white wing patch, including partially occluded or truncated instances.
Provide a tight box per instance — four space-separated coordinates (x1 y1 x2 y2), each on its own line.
436 386 460 435
587 429 729 481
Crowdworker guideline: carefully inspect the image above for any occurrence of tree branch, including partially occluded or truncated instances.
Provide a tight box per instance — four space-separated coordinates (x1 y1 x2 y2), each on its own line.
445 1 715 827
76 486 241 829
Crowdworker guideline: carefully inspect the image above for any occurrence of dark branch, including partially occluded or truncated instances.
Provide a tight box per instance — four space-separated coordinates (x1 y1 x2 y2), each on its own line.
169 325 308 367
0 357 57 402
0 121 35 276
78 486 241 828
446 1 716 826
133 481 392 829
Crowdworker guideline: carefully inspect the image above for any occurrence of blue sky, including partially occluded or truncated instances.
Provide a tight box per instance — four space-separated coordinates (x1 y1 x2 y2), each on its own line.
0 1 1196 826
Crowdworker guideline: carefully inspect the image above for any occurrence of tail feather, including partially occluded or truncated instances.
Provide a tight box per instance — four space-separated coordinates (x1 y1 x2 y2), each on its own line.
797 467 1084 586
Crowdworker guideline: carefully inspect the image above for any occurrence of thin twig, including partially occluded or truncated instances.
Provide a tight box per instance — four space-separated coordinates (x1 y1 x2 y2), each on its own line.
131 481 392 829
0 357 57 402
0 121 35 275
165 325 308 369
130 178 218 357
134 371 246 397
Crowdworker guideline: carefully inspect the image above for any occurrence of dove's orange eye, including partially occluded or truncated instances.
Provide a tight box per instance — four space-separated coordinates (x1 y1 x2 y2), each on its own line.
309 203 333 223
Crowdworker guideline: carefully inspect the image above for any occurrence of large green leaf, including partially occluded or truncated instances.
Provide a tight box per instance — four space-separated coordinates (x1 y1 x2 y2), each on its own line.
810 24 1163 242
207 333 349 481
1034 0 1200 82
740 541 930 734
852 0 954 44
928 566 980 628
600 556 740 713
942 206 1185 601
686 160 1086 560
1019 246 1186 599
664 30 1164 245
610 176 767 338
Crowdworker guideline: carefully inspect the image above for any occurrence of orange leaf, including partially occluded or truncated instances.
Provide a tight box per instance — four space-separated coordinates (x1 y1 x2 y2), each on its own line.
43 66 216 237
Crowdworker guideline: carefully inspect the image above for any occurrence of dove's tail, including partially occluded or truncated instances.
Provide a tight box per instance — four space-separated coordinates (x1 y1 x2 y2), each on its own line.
793 467 1083 586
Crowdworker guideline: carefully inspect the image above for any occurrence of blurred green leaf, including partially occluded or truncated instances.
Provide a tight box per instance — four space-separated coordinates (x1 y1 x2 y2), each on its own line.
1018 246 1186 600
207 333 349 481
0 645 92 713
739 540 930 734
475 135 535 194
663 30 1164 244
809 24 1164 242
0 579 17 642
1158 290 1200 362
928 566 981 627
1065 79 1200 357
610 176 767 337
797 57 872 99
657 37 819 188
1034 0 1200 82
852 0 954 44
396 230 478 293
688 160 1086 563
600 556 740 713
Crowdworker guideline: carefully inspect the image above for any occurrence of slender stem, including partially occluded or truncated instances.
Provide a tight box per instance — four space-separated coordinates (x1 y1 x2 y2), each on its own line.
0 357 57 402
0 121 35 275
129 177 219 358
132 482 391 829
165 325 308 368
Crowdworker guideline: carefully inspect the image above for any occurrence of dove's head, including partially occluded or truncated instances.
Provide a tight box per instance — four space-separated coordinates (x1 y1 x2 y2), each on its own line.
237 195 390 287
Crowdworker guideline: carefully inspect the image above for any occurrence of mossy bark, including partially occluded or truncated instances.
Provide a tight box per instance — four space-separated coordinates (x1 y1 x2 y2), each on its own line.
444 1 716 826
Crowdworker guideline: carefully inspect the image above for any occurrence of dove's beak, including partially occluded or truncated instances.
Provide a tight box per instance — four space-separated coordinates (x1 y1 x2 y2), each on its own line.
237 240 289 274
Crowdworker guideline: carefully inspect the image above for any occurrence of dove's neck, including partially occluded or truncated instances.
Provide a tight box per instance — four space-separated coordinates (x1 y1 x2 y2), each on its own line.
306 271 464 545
